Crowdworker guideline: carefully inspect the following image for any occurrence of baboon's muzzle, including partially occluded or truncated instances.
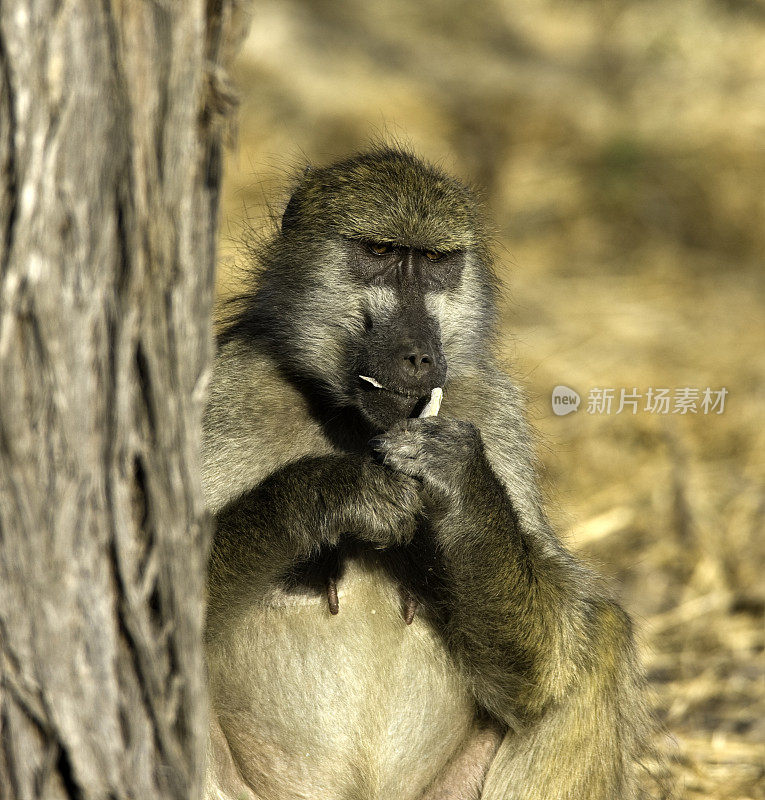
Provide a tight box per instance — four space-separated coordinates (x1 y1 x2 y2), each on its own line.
354 305 447 429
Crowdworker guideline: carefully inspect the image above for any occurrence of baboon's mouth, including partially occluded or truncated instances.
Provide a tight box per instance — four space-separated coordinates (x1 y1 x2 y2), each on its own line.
358 374 421 399
356 374 442 427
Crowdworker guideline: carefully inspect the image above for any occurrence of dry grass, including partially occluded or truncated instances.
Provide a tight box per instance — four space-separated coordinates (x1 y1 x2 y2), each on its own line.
219 2 765 796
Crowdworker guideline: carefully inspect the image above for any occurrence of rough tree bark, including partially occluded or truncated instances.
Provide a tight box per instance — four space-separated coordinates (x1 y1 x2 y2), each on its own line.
0 2 250 798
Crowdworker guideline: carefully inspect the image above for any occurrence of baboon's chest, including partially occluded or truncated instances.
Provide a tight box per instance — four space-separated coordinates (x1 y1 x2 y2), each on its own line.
207 555 476 800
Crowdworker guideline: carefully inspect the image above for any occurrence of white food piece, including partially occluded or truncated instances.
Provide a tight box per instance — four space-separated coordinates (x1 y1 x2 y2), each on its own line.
359 374 385 389
419 387 443 418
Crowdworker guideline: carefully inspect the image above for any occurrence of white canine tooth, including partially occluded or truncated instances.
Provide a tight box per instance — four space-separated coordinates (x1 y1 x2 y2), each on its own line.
359 375 386 389
419 387 443 418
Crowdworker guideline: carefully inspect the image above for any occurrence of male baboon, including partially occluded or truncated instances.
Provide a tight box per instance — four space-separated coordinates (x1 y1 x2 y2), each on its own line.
203 148 652 800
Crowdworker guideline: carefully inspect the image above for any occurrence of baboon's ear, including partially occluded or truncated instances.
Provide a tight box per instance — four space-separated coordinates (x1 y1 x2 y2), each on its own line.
282 166 312 233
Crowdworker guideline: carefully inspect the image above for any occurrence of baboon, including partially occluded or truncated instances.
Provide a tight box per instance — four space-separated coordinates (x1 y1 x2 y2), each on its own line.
202 148 652 800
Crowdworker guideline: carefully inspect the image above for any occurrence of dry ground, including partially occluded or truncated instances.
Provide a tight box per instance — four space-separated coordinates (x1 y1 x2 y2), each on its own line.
218 2 765 796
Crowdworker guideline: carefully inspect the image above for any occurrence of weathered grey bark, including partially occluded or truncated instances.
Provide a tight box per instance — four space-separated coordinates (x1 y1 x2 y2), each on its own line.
0 2 249 798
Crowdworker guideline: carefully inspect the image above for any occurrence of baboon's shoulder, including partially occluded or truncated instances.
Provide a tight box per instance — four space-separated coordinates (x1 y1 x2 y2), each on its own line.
446 367 545 517
202 339 332 513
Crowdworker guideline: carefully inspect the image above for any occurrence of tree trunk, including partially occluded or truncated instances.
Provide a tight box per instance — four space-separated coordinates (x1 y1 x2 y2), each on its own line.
0 2 249 798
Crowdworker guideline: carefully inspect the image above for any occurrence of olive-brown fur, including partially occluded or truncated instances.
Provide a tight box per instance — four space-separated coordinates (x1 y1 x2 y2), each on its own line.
203 147 654 800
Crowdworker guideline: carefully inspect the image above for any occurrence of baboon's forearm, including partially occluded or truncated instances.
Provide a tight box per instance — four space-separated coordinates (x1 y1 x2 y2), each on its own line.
433 462 632 725
208 454 372 595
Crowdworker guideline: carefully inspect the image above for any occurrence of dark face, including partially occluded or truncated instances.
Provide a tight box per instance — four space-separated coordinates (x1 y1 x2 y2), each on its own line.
343 239 464 430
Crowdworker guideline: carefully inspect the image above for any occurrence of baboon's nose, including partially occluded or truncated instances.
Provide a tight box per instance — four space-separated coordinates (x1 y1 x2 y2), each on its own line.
402 347 434 377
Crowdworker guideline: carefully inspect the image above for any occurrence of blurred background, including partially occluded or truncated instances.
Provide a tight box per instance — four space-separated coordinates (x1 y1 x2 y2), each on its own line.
218 2 765 797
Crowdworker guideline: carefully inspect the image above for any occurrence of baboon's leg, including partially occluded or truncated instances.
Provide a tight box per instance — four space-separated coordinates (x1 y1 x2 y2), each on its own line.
205 714 261 800
479 676 640 800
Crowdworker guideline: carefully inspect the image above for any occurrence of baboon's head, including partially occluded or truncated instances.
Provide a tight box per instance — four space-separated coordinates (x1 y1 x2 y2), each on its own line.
245 148 498 430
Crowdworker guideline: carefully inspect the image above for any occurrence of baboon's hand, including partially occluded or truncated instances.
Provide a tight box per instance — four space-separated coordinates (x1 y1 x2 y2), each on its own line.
341 462 423 548
371 418 487 511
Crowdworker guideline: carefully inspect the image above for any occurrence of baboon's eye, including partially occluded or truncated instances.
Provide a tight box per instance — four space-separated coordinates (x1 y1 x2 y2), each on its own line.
424 250 444 262
367 242 393 256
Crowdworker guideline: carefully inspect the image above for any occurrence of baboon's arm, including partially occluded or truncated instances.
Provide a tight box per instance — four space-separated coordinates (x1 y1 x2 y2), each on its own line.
374 415 649 798
206 454 421 623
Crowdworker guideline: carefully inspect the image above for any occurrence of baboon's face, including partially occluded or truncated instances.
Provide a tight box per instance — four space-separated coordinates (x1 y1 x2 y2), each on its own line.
343 239 462 429
275 150 496 431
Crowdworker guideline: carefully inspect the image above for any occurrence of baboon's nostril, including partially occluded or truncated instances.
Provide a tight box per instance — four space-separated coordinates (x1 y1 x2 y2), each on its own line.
406 351 434 371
